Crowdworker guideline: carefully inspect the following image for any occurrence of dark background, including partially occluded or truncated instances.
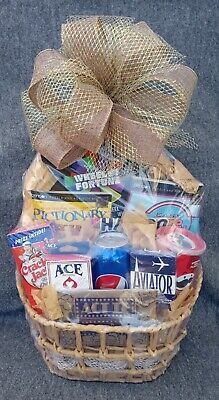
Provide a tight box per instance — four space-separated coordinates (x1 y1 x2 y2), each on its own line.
0 1 218 399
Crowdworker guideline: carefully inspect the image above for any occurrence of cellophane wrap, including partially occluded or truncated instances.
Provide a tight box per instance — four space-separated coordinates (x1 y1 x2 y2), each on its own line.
7 17 206 378
8 150 205 326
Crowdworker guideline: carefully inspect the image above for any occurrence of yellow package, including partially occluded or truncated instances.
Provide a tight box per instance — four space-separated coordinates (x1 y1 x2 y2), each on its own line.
30 191 112 224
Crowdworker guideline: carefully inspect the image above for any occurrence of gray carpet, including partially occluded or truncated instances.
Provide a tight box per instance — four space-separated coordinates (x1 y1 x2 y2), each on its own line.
0 1 218 399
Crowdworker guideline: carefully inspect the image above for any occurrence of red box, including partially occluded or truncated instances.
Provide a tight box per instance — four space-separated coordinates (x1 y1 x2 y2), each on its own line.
8 223 54 312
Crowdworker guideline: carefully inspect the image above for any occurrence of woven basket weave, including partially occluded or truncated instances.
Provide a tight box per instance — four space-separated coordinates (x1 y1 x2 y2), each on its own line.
16 266 202 383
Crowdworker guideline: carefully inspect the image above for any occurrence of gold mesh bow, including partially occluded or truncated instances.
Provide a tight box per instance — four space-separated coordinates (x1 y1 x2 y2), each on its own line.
22 16 197 170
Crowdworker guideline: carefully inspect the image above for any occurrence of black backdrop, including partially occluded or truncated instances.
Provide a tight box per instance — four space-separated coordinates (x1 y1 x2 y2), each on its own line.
0 1 218 399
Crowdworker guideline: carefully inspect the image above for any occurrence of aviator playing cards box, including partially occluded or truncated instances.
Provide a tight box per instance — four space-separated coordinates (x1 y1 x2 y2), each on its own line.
130 250 177 303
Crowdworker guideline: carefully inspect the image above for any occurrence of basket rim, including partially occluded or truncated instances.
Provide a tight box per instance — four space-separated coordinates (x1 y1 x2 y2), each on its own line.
16 266 203 334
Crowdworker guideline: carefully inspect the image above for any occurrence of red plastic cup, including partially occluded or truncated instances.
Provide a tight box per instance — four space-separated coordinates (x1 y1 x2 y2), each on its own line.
156 227 206 290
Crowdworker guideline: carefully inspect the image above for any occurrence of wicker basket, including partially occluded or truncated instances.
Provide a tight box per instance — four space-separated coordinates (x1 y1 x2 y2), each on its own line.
16 266 202 383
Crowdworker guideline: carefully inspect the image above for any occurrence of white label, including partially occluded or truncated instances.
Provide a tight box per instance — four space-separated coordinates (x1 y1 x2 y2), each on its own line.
47 259 92 291
130 271 176 296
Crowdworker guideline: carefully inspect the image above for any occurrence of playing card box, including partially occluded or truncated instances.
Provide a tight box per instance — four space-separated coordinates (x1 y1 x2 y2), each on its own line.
46 254 93 291
130 251 177 303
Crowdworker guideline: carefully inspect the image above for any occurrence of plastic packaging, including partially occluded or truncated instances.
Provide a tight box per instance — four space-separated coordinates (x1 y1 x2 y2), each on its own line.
8 151 205 326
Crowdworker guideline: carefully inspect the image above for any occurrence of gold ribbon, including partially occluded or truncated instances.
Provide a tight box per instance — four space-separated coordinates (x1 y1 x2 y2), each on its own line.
22 16 197 169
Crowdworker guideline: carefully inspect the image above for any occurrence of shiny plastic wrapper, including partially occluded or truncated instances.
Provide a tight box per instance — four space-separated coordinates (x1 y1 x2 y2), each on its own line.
8 151 206 327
